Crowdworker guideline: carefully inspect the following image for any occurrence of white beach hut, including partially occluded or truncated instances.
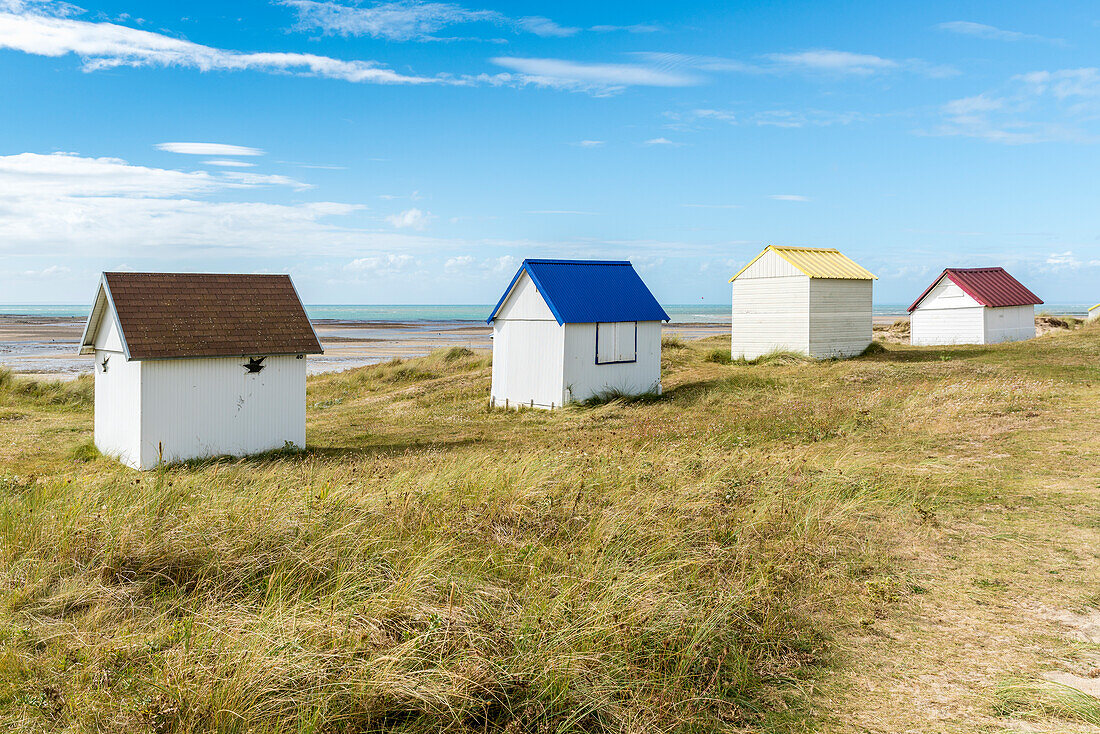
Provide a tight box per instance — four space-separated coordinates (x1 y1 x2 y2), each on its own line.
908 267 1042 346
79 272 323 469
728 246 877 360
487 259 670 408
1088 304 1099 321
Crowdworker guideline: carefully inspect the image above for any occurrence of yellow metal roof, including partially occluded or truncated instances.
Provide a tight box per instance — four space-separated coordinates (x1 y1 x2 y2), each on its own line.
1090 303 1100 312
729 245 877 281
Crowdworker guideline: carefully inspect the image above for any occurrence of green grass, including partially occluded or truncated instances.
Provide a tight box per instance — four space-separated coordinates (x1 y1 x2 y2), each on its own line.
995 679 1100 725
2 329 1100 732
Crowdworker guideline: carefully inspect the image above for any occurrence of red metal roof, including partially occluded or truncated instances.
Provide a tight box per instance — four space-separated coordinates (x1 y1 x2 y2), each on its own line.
908 267 1043 312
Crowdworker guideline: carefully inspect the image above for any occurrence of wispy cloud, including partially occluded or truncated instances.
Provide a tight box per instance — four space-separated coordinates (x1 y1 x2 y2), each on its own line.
515 15 577 38
203 159 257 168
766 49 956 78
767 49 897 76
572 139 605 147
281 0 500 41
0 152 306 197
386 207 434 229
1045 250 1081 268
281 0 579 40
930 68 1100 144
344 254 417 276
937 21 1064 45
769 194 810 202
642 137 682 146
0 5 440 84
591 23 661 34
280 1 664 41
157 142 264 156
490 57 699 94
0 151 366 258
666 107 864 131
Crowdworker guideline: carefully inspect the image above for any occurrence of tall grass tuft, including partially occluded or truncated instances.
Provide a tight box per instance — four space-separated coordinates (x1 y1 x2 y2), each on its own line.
995 679 1100 724
0 368 92 409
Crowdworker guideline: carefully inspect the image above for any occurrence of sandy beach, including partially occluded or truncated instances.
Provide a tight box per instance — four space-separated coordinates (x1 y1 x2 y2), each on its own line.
0 314 765 378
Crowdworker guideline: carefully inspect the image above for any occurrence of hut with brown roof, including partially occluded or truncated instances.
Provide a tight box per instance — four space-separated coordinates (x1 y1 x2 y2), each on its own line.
79 272 323 469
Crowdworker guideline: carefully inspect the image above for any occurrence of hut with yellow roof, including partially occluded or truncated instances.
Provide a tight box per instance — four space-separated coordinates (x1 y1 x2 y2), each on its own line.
728 245 877 360
1089 304 1100 321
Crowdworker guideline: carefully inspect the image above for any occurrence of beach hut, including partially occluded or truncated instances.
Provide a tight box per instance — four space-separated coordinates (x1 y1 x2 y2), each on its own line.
79 272 323 469
1089 304 1100 321
908 267 1042 346
728 246 877 360
487 259 669 408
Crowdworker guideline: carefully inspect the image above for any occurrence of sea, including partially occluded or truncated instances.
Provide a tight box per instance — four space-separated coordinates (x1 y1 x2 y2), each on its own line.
0 303 1093 321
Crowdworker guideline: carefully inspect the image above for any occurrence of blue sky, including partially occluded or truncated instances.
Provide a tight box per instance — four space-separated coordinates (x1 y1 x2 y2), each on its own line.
1 0 1098 305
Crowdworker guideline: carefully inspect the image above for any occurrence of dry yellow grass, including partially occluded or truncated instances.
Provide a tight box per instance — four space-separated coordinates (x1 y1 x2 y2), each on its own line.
2 327 1100 732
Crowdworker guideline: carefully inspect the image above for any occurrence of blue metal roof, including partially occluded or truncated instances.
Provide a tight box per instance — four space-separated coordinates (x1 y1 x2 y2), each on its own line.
487 259 670 325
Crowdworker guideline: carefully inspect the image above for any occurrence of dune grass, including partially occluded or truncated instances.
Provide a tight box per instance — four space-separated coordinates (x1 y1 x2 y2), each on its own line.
2 329 1100 731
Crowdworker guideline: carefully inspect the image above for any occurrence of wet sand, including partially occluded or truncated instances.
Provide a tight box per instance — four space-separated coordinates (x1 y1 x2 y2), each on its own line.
0 315 758 378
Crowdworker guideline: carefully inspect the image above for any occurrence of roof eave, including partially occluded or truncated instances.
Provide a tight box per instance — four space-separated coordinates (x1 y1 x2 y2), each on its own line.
78 274 133 359
486 262 566 326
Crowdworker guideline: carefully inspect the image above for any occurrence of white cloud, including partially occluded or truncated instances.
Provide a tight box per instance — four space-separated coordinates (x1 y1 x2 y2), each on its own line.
767 49 897 75
0 151 366 258
766 49 955 78
344 253 417 276
0 7 440 84
516 15 577 37
203 159 257 168
0 151 307 195
281 0 498 40
281 1 577 40
1016 68 1100 101
492 254 519 272
667 107 863 131
931 69 1100 144
21 264 71 278
219 171 312 190
769 194 810 202
386 207 433 229
937 21 1063 45
642 137 681 146
490 57 699 94
444 255 475 272
590 24 661 34
1046 251 1081 268
156 142 264 156
574 139 605 147
691 108 737 122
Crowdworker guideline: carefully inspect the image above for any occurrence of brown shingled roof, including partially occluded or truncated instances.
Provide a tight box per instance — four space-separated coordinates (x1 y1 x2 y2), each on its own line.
98 272 322 359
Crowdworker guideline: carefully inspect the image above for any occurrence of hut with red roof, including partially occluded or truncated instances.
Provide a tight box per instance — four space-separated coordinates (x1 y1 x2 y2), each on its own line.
908 267 1042 346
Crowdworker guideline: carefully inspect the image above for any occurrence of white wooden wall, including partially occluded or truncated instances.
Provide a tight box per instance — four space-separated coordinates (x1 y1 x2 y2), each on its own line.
730 251 809 359
137 355 306 469
490 272 566 409
92 316 143 467
984 305 1035 343
911 307 986 345
562 321 662 402
1089 308 1100 321
807 278 873 358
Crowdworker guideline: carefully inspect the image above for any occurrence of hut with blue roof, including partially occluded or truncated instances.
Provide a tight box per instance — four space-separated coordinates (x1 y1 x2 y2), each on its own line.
487 259 670 408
